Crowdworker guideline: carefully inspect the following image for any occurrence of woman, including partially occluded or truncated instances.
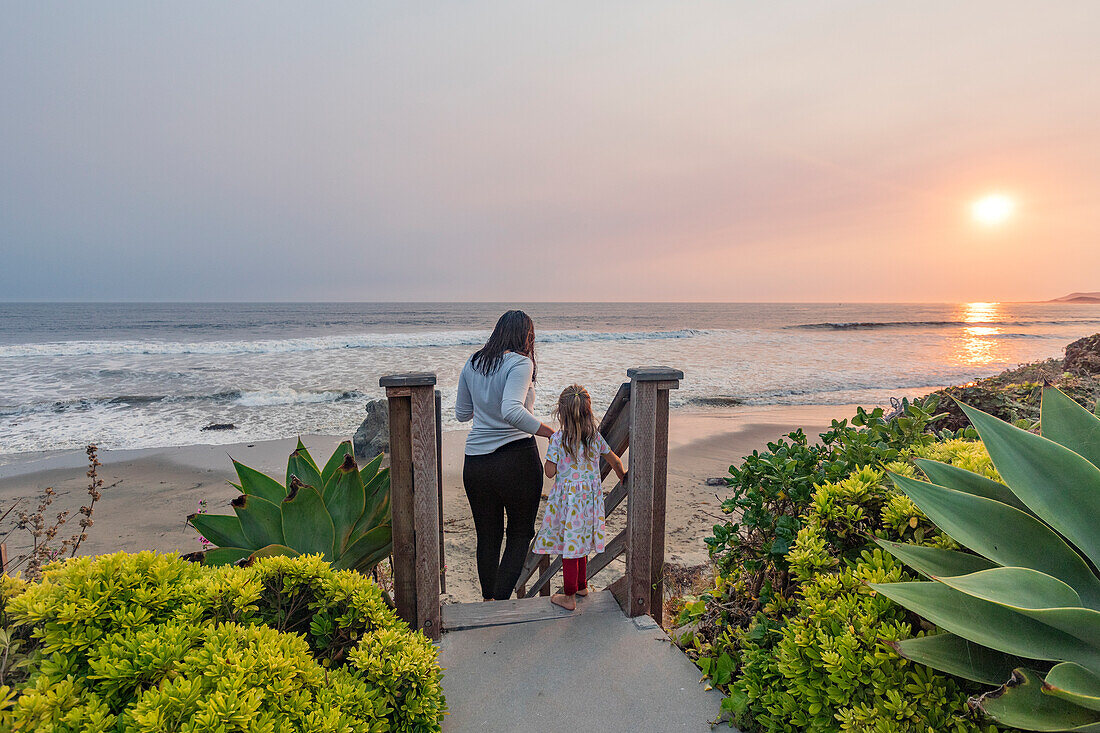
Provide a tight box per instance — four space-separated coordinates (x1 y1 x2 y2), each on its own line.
456 310 555 601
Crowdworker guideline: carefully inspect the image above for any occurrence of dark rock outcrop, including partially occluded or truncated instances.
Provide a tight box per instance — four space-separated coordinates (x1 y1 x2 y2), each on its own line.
1065 334 1100 377
201 422 237 431
353 399 389 462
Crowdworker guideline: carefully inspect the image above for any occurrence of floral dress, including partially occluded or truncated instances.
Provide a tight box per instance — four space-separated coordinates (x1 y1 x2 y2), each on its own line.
532 431 609 559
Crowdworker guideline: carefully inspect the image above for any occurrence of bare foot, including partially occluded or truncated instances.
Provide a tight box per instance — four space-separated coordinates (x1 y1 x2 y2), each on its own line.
550 593 576 611
576 587 590 597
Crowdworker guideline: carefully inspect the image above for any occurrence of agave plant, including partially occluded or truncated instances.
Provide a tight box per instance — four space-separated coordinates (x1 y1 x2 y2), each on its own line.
187 439 391 573
870 387 1100 731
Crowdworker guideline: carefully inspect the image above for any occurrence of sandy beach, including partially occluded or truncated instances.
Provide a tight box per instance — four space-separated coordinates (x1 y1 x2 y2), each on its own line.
0 405 854 602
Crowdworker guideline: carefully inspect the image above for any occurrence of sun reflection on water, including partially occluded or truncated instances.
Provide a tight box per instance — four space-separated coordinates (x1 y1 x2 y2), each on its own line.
956 302 1002 366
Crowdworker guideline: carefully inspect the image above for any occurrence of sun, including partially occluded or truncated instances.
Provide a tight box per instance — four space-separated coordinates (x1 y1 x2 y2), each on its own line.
970 193 1015 226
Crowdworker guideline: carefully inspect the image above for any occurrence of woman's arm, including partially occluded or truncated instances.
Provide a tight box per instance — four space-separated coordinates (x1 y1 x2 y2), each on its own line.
455 364 473 422
544 459 557 479
500 357 549 436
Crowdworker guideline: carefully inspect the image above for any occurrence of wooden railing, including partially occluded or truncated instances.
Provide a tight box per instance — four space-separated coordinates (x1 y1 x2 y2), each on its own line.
512 367 681 623
514 381 631 598
382 366 681 639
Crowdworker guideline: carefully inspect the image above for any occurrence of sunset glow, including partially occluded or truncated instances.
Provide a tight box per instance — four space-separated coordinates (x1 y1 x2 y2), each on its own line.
970 194 1016 227
956 302 1003 366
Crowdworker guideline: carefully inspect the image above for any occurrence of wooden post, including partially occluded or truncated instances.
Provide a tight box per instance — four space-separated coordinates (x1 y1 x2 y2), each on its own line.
0 543 7 575
381 373 441 640
623 367 682 621
435 390 445 595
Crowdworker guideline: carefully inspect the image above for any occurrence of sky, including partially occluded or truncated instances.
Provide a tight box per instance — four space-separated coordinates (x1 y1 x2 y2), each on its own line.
1 1 1098 302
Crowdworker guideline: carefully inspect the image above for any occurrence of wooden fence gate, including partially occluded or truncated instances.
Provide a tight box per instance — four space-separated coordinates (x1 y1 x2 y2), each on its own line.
381 367 682 640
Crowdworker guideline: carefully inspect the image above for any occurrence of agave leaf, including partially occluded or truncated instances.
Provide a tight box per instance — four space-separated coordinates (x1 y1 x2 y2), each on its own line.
890 633 1026 685
199 547 252 566
1046 663 1100 712
356 491 391 538
364 465 389 504
247 543 300 561
1042 387 1100 470
958 402 1100 569
335 524 392 572
974 669 1100 731
286 441 323 490
359 453 384 484
934 567 1082 610
875 538 997 578
323 453 366 553
931 570 1100 663
868 580 1095 668
890 473 1100 606
295 437 320 469
354 468 391 534
911 457 1031 514
188 513 249 549
282 482 335 559
232 460 287 504
321 441 354 487
352 543 394 574
231 493 283 548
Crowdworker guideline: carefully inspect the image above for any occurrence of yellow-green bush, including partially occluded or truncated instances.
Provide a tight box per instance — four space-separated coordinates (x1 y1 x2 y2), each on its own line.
0 552 444 732
699 441 1016 732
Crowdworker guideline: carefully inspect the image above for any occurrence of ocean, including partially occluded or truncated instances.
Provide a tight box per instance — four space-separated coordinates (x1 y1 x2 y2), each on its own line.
1 302 1098 459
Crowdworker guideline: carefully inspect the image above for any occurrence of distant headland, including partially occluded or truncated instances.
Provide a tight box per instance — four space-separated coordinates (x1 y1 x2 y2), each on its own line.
1049 291 1100 303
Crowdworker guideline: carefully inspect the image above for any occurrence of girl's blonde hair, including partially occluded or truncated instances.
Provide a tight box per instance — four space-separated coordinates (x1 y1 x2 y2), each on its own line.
554 384 599 462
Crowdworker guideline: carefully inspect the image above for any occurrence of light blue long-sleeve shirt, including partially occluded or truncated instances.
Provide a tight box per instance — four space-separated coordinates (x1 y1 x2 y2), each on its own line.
455 352 540 455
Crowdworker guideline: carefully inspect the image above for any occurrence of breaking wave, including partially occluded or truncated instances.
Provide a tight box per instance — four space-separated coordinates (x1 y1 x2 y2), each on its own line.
0 388 365 418
0 329 706 358
790 319 1100 331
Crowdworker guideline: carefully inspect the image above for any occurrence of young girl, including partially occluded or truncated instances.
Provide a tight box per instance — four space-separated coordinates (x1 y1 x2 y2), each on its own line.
532 384 627 610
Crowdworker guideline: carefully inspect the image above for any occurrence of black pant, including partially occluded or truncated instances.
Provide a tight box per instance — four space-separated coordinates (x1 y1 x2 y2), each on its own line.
463 437 543 600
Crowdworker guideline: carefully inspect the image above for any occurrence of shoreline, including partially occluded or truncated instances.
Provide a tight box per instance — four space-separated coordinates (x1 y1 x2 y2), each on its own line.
0 404 862 602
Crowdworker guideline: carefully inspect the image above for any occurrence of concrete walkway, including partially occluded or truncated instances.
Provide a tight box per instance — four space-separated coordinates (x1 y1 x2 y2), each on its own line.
438 591 729 732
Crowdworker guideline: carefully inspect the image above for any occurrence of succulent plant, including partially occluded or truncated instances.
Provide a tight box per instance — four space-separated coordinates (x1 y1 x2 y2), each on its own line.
187 439 391 573
870 387 1100 730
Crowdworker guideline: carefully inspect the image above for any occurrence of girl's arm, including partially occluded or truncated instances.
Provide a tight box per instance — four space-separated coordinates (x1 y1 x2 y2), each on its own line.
604 449 627 481
544 459 557 479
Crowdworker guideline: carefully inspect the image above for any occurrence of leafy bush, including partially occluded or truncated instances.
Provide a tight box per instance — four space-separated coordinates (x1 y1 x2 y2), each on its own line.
874 388 1100 730
0 552 444 732
187 439 392 574
682 440 1014 732
700 397 951 628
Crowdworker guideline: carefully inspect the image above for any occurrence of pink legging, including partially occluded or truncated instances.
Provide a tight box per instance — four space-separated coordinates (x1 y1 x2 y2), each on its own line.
562 556 588 596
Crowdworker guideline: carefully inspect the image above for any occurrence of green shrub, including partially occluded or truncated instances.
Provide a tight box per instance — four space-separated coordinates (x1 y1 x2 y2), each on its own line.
699 398 950 632
0 552 444 732
684 442 1014 732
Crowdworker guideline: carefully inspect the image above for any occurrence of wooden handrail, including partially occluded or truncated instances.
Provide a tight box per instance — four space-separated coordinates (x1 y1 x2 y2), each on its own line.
514 382 633 597
513 368 680 623
386 366 680 633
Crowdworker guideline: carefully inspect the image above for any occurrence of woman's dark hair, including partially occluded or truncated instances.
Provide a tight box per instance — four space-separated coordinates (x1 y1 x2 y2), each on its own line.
471 310 537 381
